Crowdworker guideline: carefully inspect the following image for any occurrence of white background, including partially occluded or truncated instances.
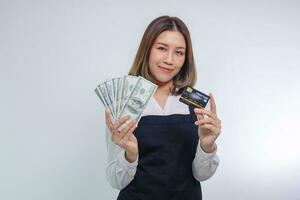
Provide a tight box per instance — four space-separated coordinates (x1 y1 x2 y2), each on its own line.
1 0 299 199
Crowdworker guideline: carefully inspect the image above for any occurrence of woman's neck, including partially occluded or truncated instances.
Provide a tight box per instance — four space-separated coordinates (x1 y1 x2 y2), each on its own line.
155 80 173 97
153 81 173 109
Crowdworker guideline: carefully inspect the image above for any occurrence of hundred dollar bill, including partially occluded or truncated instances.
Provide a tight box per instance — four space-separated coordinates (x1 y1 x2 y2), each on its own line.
104 79 115 118
119 75 140 115
118 76 157 130
111 78 118 117
95 86 107 109
98 82 116 121
116 76 124 117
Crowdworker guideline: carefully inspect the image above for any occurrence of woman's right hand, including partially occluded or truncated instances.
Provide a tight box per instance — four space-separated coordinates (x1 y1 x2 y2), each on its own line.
105 109 138 163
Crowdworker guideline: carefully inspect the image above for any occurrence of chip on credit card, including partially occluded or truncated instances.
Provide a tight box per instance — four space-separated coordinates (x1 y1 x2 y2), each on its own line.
179 86 210 108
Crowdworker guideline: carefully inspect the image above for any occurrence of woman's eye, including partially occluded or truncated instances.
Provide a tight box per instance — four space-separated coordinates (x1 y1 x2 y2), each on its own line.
176 51 184 56
158 47 166 51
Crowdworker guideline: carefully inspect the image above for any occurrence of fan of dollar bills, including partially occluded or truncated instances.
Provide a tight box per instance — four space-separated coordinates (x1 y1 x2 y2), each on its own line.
95 75 157 124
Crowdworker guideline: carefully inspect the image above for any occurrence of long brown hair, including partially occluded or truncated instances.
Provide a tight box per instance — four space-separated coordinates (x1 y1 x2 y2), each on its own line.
129 16 197 95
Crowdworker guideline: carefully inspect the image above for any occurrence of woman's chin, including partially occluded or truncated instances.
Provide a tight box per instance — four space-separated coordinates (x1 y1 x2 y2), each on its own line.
149 73 174 86
153 78 173 86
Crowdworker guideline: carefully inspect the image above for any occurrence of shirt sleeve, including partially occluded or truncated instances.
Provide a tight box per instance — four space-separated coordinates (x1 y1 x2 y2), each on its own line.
192 140 219 182
105 127 138 190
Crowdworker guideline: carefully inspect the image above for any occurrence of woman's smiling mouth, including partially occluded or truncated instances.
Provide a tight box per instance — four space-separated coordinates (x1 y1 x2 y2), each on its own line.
159 66 175 73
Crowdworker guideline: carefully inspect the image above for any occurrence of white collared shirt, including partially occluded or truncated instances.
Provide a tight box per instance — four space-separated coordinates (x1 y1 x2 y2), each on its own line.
105 95 219 190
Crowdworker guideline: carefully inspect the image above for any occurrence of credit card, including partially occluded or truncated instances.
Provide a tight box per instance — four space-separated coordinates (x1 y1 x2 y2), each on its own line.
179 86 210 108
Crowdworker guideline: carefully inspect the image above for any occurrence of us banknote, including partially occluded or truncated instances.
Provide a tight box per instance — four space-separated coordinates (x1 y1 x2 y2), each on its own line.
95 75 157 126
118 76 157 130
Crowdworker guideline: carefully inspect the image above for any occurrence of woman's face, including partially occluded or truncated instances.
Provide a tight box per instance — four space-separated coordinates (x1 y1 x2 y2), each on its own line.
148 30 186 85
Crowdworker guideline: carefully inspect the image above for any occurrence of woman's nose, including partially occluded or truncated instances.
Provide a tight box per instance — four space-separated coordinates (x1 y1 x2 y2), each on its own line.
163 51 174 65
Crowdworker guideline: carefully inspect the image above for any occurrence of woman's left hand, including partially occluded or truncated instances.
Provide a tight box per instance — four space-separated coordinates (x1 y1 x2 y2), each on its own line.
194 93 221 153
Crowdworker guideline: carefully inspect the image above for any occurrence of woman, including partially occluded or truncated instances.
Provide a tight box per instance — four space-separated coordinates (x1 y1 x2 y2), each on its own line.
104 16 221 200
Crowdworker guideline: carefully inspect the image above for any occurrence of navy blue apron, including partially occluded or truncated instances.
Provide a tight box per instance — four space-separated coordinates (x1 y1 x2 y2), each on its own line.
117 106 202 200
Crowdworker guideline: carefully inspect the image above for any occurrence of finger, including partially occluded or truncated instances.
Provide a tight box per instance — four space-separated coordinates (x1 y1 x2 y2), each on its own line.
198 114 204 120
105 109 113 129
119 120 136 137
118 123 136 149
112 116 128 132
199 124 218 132
119 133 129 149
195 108 216 119
195 113 204 120
121 125 136 146
201 117 221 127
195 118 218 127
209 93 217 115
194 108 204 120
200 123 221 135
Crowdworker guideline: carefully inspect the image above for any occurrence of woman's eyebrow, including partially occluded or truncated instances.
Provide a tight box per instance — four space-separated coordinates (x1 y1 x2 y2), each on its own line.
156 42 186 49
